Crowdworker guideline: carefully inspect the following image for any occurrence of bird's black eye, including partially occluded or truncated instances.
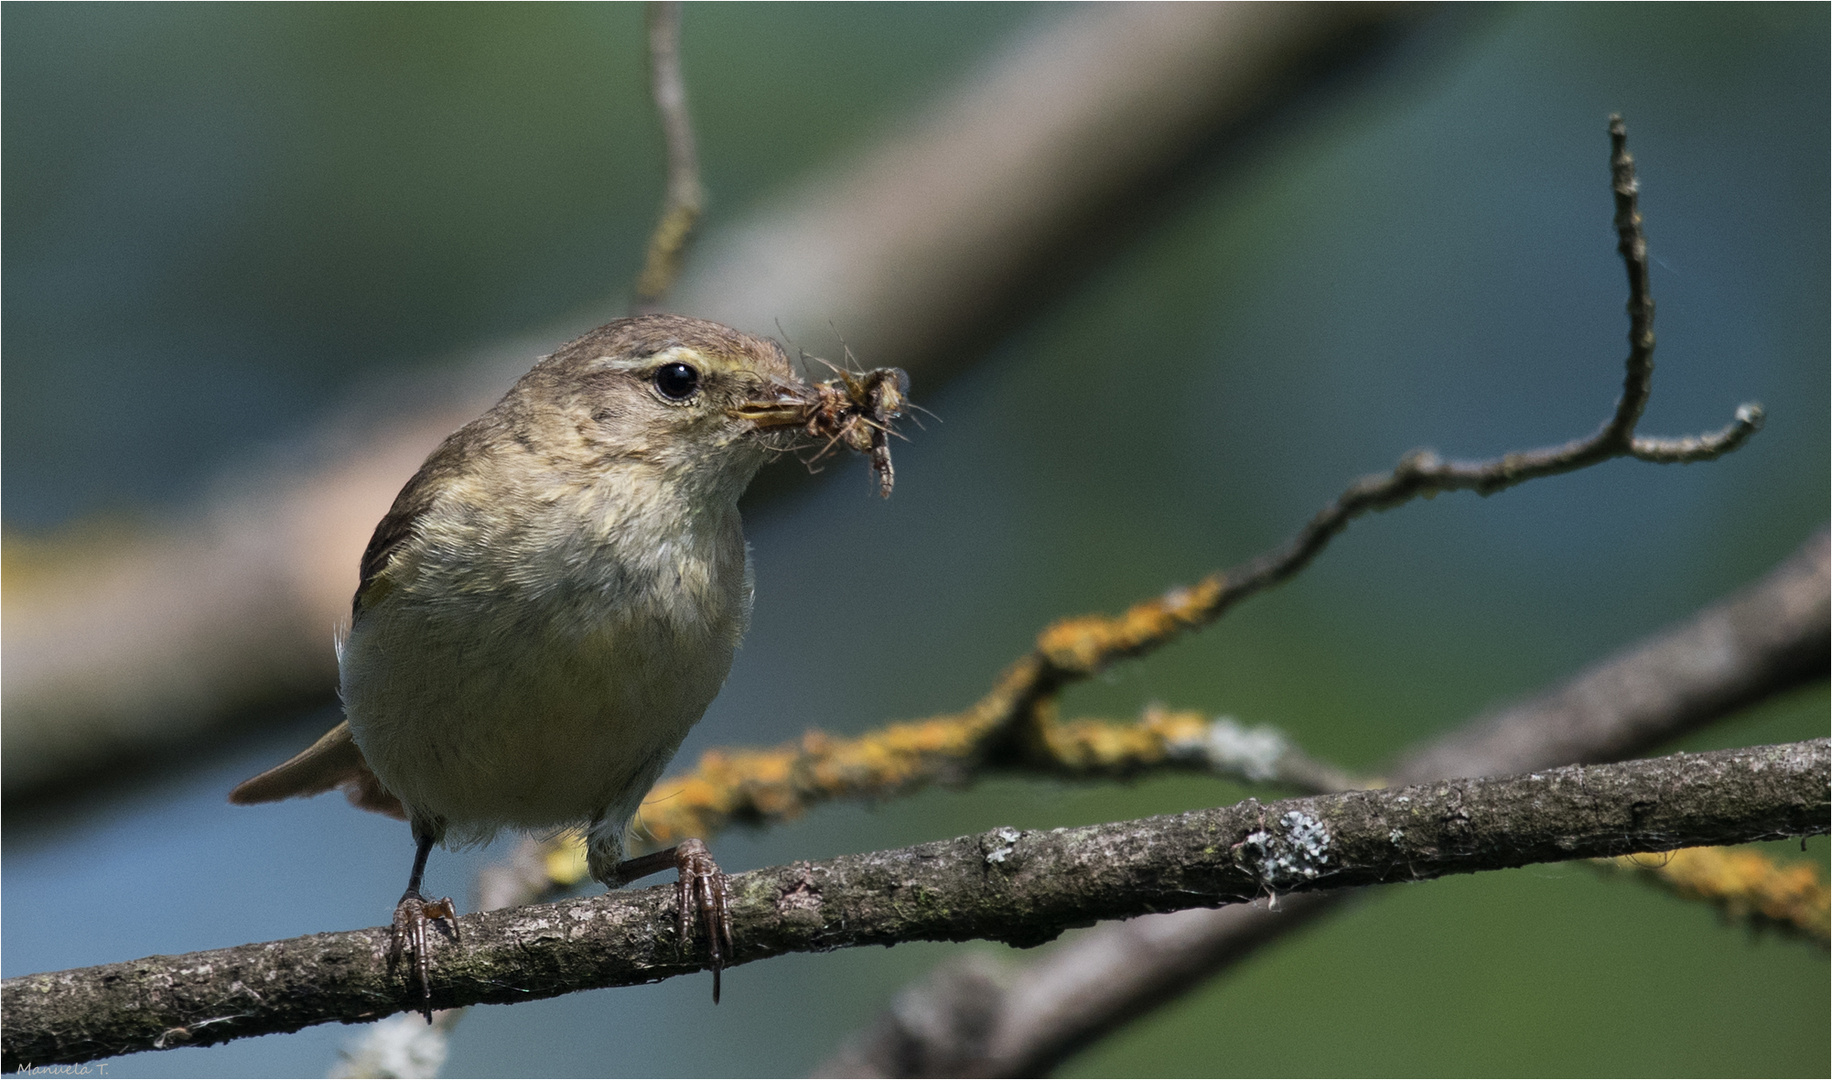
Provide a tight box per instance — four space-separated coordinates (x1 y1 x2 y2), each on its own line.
653 361 700 401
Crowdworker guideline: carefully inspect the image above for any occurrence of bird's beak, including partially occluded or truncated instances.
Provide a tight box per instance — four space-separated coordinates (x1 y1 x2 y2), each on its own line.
729 385 815 430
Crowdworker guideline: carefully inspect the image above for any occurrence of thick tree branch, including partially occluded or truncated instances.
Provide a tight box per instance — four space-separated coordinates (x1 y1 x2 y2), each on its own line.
4 741 1825 1071
821 530 1829 1078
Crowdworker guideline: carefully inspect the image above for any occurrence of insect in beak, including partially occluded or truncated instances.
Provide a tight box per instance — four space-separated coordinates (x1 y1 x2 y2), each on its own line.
731 364 913 497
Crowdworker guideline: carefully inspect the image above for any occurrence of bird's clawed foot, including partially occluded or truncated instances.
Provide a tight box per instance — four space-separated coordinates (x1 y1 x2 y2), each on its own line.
674 838 733 1003
391 889 460 1022
612 836 733 1003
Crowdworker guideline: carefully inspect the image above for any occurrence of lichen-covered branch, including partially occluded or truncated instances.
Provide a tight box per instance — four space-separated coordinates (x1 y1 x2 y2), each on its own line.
1596 846 1830 947
632 0 703 309
818 529 1829 1078
527 710 1361 890
635 707 1358 848
5 740 1825 1071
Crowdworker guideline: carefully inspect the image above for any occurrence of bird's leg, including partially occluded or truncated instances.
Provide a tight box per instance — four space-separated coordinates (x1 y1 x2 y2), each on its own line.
391 828 458 1023
611 838 733 1003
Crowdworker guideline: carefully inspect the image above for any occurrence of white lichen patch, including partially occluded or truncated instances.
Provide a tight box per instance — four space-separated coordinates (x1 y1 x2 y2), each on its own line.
1388 827 1405 845
1240 810 1333 886
1202 717 1289 782
983 826 1022 865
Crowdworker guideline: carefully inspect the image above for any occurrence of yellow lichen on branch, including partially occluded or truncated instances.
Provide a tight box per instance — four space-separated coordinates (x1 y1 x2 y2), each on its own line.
581 570 1278 875
534 700 1241 889
638 716 988 844
1036 576 1226 675
632 679 1215 846
533 577 1319 891
1039 706 1212 774
1602 846 1830 946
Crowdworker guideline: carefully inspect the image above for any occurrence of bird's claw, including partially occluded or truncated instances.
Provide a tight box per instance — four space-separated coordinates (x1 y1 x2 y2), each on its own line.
391 890 459 1022
673 838 733 1003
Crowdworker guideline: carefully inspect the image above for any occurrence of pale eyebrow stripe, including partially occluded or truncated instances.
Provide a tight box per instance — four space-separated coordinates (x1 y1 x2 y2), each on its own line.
590 345 700 373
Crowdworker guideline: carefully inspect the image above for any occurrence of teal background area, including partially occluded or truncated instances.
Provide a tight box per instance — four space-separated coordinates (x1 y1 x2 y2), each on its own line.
4 4 1827 1077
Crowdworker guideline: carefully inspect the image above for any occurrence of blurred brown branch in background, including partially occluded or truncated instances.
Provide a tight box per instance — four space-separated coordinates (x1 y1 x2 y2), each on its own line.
1 3 1424 801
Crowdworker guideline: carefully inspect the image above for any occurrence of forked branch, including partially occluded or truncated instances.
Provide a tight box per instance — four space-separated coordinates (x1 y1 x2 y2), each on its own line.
600 116 1764 853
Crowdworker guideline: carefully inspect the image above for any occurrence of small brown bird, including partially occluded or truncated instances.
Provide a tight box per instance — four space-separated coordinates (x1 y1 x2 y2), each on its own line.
231 314 839 1017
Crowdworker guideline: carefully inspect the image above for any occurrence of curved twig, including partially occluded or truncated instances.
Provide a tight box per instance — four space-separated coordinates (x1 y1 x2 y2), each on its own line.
633 0 704 310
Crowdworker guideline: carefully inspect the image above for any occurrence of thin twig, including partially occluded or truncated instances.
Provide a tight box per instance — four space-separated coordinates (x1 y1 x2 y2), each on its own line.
632 0 703 310
4 740 1825 1070
1020 116 1759 690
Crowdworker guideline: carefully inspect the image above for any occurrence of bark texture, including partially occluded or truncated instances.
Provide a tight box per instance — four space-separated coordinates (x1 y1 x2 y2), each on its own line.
5 739 1826 1070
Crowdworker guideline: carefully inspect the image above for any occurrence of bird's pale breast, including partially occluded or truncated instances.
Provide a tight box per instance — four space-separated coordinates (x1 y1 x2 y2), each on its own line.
339 478 752 844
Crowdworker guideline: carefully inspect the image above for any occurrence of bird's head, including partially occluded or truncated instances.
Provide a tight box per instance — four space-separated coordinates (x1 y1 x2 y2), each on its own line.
506 314 818 503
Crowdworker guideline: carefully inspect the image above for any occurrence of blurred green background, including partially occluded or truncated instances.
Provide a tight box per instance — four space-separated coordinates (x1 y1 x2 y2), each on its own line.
3 3 1826 1077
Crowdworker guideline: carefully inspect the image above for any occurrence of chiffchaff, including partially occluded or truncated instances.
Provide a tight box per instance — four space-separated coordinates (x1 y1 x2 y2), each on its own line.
231 314 889 1017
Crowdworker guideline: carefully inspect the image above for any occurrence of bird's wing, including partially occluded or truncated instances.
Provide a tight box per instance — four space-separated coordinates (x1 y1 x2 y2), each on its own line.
352 411 508 622
228 720 407 819
352 463 440 620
